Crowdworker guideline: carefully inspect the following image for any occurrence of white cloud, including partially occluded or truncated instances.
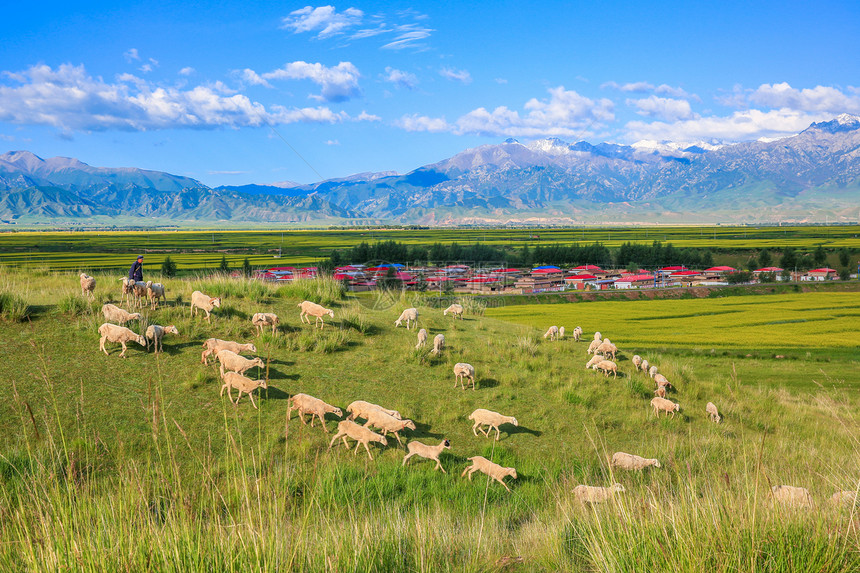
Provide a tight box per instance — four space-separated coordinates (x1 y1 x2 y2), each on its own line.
281 6 364 39
383 67 418 89
240 68 271 88
179 67 195 76
495 78 508 85
439 67 472 84
626 95 695 121
355 111 381 122
325 139 340 145
0 63 354 131
245 61 361 102
397 114 450 133
748 82 860 113
381 24 433 50
602 81 691 99
123 48 139 62
282 6 433 50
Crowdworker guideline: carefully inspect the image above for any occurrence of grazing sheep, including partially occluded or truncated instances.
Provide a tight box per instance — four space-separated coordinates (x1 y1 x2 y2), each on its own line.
631 355 642 370
649 365 659 379
596 340 617 360
585 355 605 369
559 326 565 339
443 303 464 319
461 456 517 492
573 326 583 342
573 483 625 504
544 325 560 341
98 323 147 357
654 374 671 391
593 331 602 341
144 324 178 354
403 439 451 473
346 400 402 422
416 328 428 349
79 273 96 300
101 303 141 325
592 360 618 379
362 409 416 446
654 387 666 398
611 452 661 471
431 334 445 355
130 281 149 308
201 338 257 365
220 371 267 409
651 397 680 418
829 491 858 507
216 349 265 377
298 300 334 329
328 420 388 460
119 277 135 307
469 408 518 441
453 363 476 390
145 281 166 309
771 485 813 508
706 402 721 423
394 307 419 329
289 393 343 432
251 312 279 336
191 290 222 323
640 359 649 373
587 339 602 354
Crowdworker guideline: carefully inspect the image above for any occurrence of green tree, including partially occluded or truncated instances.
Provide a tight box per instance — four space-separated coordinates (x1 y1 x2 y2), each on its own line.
838 267 851 281
219 255 230 273
242 258 252 277
746 258 758 272
379 266 401 291
781 247 797 271
726 271 753 284
701 250 714 268
161 256 177 278
839 247 850 268
813 245 827 267
758 249 772 268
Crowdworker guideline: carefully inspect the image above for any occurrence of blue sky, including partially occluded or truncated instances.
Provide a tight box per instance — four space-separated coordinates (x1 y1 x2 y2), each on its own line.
1 1 859 186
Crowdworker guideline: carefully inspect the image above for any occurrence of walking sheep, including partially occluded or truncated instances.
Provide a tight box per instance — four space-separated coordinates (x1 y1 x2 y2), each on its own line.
216 349 265 377
130 281 149 309
346 400 402 422
251 312 279 336
416 328 428 349
191 290 221 323
654 374 672 391
592 360 618 379
80 273 96 300
544 325 559 341
461 456 517 492
145 281 166 309
403 439 451 473
443 303 464 319
651 397 680 418
469 408 518 441
631 355 642 370
640 359 649 374
220 371 267 409
431 334 445 355
119 277 135 307
288 393 343 432
328 420 388 460
395 307 419 329
649 365 659 379
559 326 565 339
98 323 146 358
101 303 141 325
453 363 476 390
611 452 661 471
706 402 721 423
201 338 257 365
587 339 602 354
572 484 625 504
771 485 813 508
593 332 602 341
298 300 334 329
362 410 416 446
573 326 582 342
144 324 178 354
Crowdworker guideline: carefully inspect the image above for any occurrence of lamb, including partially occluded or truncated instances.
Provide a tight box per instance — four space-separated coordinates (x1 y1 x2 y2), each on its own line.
394 307 419 329
79 273 96 300
144 324 178 354
596 340 617 360
587 339 602 355
649 365 659 379
771 485 813 507
572 326 583 342
640 359 649 373
201 338 257 365
631 355 642 370
191 290 222 323
706 402 721 423
216 349 265 377
328 420 388 460
559 326 565 339
251 312 280 336
431 334 445 355
298 300 334 329
416 328 428 349
592 360 618 379
220 371 267 409
469 408 518 441
362 409 416 446
572 483 625 504
611 452 661 470
544 325 559 341
585 355 605 369
98 323 146 357
461 456 517 492
443 303 464 319
101 303 141 325
651 397 680 418
829 491 858 507
145 281 166 309
288 393 343 432
403 439 451 473
346 400 402 422
453 363 476 390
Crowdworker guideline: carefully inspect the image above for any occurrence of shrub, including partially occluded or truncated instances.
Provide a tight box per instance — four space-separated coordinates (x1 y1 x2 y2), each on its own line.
56 294 92 315
0 292 31 321
161 256 178 278
274 276 345 306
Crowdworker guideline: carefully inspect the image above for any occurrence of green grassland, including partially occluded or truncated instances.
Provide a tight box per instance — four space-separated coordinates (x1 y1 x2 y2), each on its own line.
1 268 860 571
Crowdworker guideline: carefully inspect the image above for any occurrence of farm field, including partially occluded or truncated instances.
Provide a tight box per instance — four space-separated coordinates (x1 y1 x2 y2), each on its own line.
1 269 859 571
0 225 859 271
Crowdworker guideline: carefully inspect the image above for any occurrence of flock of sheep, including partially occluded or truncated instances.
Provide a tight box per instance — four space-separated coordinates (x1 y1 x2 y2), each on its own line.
80 273 857 505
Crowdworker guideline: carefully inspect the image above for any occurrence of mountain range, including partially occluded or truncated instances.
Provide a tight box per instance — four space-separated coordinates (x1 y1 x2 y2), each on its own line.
2 114 859 225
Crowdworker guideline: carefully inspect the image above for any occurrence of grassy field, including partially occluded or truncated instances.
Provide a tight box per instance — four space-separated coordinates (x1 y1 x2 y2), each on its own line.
1 268 859 571
0 225 858 271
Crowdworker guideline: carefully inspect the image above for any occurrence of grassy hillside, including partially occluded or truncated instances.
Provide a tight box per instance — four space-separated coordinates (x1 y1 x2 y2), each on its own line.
1 268 859 571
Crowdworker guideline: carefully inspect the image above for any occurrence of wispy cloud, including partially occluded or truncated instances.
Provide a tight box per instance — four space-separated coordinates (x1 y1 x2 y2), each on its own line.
325 139 340 145
602 81 692 99
396 114 450 133
381 23 433 50
179 67 196 76
439 67 472 84
281 6 363 39
383 67 418 89
241 61 361 102
123 48 139 62
626 95 695 121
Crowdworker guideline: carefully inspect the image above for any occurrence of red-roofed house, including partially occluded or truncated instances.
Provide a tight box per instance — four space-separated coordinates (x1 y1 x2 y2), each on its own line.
804 268 838 281
571 264 602 272
614 274 656 289
564 274 598 289
753 267 784 281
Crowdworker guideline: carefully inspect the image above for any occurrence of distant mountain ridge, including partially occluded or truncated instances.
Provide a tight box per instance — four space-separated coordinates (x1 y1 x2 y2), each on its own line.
2 114 859 224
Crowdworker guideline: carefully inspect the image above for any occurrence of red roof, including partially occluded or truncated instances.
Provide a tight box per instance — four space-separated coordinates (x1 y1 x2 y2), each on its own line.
616 274 655 283
660 266 687 271
755 267 783 272
572 265 602 271
491 268 521 273
531 268 562 274
705 266 736 272
466 277 499 283
810 268 837 273
565 274 597 280
671 270 700 276
266 266 295 272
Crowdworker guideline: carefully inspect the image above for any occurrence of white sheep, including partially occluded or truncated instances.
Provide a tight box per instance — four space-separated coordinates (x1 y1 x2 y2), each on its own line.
443 303 464 319
79 273 96 300
145 281 166 309
706 402 721 423
328 420 388 460
130 281 149 308
469 408 518 441
101 303 141 325
461 456 517 492
220 371 267 409
544 325 559 341
362 409 416 446
144 324 178 354
593 331 602 341
585 355 605 369
572 326 582 342
403 439 451 473
431 334 445 355
587 339 602 355
298 300 334 329
649 365 659 379
216 349 265 377
572 483 625 504
640 359 649 373
651 397 680 418
596 340 617 360
289 393 343 432
558 326 565 339
201 338 257 365
654 373 671 390
98 323 146 358
395 307 419 329
592 360 618 379
119 277 135 307
631 355 642 370
611 452 661 470
416 328 428 349
346 400 402 422
771 485 813 507
453 363 476 390
654 387 667 398
829 490 858 507
251 312 279 336
191 290 222 323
